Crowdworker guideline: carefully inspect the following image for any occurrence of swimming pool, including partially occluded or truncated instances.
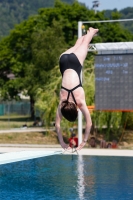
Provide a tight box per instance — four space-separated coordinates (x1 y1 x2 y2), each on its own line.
0 154 133 200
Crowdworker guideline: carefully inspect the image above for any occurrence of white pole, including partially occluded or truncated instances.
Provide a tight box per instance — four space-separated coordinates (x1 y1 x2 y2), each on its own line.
83 18 133 24
78 21 83 145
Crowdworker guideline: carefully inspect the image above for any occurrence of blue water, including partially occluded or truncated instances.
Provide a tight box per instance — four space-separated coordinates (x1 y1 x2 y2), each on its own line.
0 155 133 200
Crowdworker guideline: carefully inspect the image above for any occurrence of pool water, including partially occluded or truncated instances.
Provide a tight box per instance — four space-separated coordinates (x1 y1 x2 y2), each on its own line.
0 155 133 200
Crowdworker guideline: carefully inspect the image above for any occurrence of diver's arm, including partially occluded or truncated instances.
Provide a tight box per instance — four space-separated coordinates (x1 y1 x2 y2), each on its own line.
81 103 92 142
76 101 92 150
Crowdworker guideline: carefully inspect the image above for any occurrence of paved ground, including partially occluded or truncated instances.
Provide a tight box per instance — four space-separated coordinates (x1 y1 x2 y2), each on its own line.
0 127 51 134
0 144 133 157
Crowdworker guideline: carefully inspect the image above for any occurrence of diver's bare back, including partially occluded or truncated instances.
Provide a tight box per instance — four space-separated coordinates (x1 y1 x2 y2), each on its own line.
60 69 85 105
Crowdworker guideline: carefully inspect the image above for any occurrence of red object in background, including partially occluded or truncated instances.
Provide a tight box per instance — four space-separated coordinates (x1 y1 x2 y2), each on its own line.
69 137 78 148
111 140 117 148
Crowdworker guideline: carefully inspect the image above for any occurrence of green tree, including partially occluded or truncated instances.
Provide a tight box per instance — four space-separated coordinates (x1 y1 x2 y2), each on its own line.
0 17 66 118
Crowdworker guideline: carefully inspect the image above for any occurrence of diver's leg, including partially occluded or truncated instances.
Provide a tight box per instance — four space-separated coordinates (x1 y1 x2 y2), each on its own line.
74 27 99 65
60 35 85 56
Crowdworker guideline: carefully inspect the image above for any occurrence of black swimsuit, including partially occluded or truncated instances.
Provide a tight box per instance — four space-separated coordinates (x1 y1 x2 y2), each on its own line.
59 53 82 105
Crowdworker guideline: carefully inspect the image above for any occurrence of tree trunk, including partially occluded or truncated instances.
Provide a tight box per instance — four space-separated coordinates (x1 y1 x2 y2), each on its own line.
30 96 35 120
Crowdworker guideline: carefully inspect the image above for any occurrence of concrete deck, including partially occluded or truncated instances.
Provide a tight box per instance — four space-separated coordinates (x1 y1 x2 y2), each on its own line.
0 127 50 134
0 144 133 157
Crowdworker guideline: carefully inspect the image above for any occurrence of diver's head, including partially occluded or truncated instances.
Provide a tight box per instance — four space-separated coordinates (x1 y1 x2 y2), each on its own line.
61 100 78 122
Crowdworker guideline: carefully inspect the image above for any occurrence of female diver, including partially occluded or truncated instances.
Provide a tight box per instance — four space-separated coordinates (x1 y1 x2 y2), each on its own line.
55 27 99 150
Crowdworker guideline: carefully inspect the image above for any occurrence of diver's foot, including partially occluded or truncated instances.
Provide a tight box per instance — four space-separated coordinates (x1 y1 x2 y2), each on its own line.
88 27 99 35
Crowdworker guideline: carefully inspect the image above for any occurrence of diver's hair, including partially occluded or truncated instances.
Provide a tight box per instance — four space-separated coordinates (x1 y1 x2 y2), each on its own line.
61 100 78 122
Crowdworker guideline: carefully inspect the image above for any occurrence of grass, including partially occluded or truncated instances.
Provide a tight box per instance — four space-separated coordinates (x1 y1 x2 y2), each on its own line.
0 131 58 144
0 115 33 129
0 115 59 144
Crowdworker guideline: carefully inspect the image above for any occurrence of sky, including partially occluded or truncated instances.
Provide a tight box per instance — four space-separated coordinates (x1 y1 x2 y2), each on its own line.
79 0 133 11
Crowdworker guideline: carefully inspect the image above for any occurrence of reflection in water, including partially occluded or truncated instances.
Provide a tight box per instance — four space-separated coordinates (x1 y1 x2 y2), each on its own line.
76 155 85 200
76 156 97 199
84 157 97 199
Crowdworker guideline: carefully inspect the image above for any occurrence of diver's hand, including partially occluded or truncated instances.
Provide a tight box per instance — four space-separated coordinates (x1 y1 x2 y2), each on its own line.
76 141 86 151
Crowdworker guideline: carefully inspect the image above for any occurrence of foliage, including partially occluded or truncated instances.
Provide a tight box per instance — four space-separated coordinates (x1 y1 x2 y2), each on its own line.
104 7 133 33
83 54 95 106
120 7 133 33
91 111 122 141
0 0 75 37
0 14 66 118
32 20 66 72
35 65 61 125
124 112 133 130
